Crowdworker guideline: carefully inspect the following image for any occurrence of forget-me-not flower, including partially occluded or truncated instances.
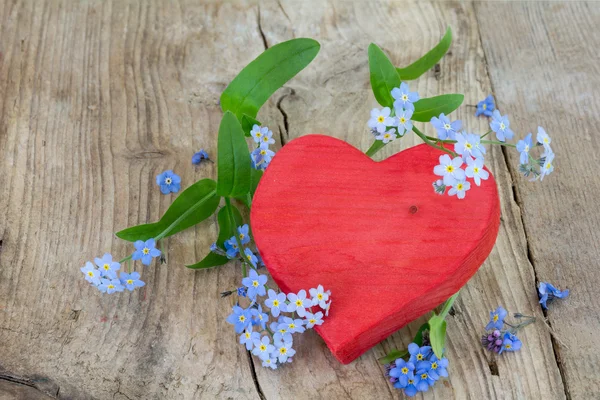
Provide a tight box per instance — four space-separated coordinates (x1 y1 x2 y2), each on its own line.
433 154 465 186
262 357 278 370
403 376 419 397
499 332 522 354
250 125 270 144
536 126 552 151
375 128 397 144
252 336 275 361
368 107 396 133
273 320 293 344
156 170 181 194
238 224 250 245
265 289 287 317
224 237 239 259
516 133 533 164
448 179 471 200
242 269 267 299
273 340 296 363
465 156 489 186
81 261 102 285
132 238 161 266
304 311 324 329
251 304 269 330
240 329 260 351
430 113 461 140
413 370 431 392
475 95 495 117
244 248 259 268
392 82 419 112
119 271 145 291
485 306 507 331
192 149 210 165
94 253 121 279
251 143 275 169
389 358 415 389
287 290 312 317
455 132 485 161
538 282 569 309
309 285 329 308
98 278 125 294
227 305 252 333
408 343 432 365
490 110 514 142
540 152 554 181
395 109 414 135
281 316 305 334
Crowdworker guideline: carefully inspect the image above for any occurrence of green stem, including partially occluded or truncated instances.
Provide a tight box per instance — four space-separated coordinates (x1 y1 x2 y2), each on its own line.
155 189 217 241
224 197 249 277
412 126 458 157
439 291 460 319
119 255 132 264
246 192 253 208
480 129 493 139
481 140 516 147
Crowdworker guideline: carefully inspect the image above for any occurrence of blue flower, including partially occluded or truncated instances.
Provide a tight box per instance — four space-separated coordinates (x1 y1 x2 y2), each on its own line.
132 239 161 266
237 287 248 297
240 329 260 351
389 358 415 389
251 304 269 330
455 132 485 161
273 339 296 363
368 107 396 134
516 133 533 164
447 179 471 200
428 354 449 379
252 335 275 361
414 369 434 390
282 316 305 334
391 82 419 112
490 110 514 142
430 113 461 140
536 126 552 151
286 290 312 317
396 108 414 135
540 151 554 181
251 143 275 170
465 156 490 186
433 154 465 186
250 125 270 144
265 289 287 317
375 128 397 144
309 285 330 308
192 149 209 165
262 357 278 369
243 248 259 268
94 253 121 279
538 282 569 309
499 332 522 354
408 343 432 365
403 376 419 397
97 278 125 294
485 306 508 331
273 320 293 344
241 269 267 299
475 95 495 117
224 237 240 259
156 170 181 194
81 261 102 285
226 305 252 333
238 224 250 245
119 271 145 291
304 311 324 328
259 129 276 146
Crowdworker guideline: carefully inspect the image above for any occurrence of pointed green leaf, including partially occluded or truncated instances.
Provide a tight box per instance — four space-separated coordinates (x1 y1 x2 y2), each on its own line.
217 111 252 197
365 140 386 158
116 179 220 242
397 27 452 80
221 38 320 120
368 43 402 108
428 314 447 358
186 204 243 269
378 349 408 365
413 322 430 347
412 94 464 122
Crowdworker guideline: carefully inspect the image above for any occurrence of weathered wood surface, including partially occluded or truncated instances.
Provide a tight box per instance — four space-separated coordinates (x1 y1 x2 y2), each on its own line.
0 0 591 399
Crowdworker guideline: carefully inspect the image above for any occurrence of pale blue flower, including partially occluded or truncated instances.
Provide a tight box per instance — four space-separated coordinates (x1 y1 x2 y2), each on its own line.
389 358 415 389
538 282 569 309
251 143 275 170
304 311 324 328
81 261 102 285
455 132 485 160
224 237 239 259
252 336 275 361
465 156 489 186
262 357 278 369
516 133 533 164
156 170 181 194
226 305 252 333
368 107 396 133
132 239 161 266
375 128 397 144
536 126 551 151
238 224 250 245
391 82 419 112
408 343 432 365
282 316 305 334
430 113 461 140
273 340 296 363
286 290 312 317
240 329 260 351
251 304 269 330
540 151 554 181
273 320 293 344
192 149 209 165
414 369 433 391
433 154 465 186
485 306 507 331
309 285 329 308
265 289 287 317
94 253 120 279
119 271 145 291
395 108 413 135
475 95 494 117
448 179 471 199
499 332 522 354
259 128 276 146
97 278 125 294
490 110 514 141
243 248 259 268
242 269 267 299
403 376 419 397
250 124 270 144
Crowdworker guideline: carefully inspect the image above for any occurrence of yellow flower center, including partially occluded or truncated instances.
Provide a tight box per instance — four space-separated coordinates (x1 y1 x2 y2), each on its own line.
400 117 406 123
256 132 262 137
483 104 487 110
252 280 259 287
408 379 414 385
546 163 552 170
279 347 287 355
466 143 473 149
87 271 94 277
260 344 266 351
505 344 512 349
445 165 454 173
377 116 385 123
108 284 115 289
402 94 408 101
500 123 505 130
273 300 280 307
384 134 391 139
432 362 438 370
127 279 134 285
103 264 110 270
245 332 251 339
142 248 149 255
401 367 408 374
457 183 464 190
493 315 499 322
309 319 316 324
289 324 296 329
421 373 428 379
474 167 479 173
260 150 267 156
317 294 323 300
239 315 246 322
239 233 245 240
444 123 451 130
295 299 303 307
417 354 423 361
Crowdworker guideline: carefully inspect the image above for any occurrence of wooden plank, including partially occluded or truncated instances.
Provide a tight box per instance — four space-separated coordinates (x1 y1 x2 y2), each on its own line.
475 2 600 398
253 0 565 398
0 0 568 399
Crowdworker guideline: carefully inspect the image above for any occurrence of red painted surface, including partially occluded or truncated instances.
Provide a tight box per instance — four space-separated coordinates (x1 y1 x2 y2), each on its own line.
251 135 501 364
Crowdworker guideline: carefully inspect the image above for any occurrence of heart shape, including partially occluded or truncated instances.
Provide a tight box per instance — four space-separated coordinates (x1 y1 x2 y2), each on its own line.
251 135 500 364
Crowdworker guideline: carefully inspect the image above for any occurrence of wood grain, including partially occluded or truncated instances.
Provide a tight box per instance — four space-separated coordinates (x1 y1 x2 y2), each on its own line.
0 0 583 399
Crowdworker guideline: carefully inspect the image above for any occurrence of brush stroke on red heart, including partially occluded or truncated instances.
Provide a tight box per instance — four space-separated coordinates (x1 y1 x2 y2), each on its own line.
251 134 500 364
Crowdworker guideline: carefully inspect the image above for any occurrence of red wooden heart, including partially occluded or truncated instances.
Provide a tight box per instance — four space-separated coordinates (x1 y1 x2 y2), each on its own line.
250 134 500 364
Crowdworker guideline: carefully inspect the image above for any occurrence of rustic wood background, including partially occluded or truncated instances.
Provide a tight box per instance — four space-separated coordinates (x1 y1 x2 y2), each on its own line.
0 1 597 399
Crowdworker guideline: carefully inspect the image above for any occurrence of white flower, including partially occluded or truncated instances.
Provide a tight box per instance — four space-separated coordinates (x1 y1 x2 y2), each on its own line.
368 107 395 133
465 157 490 186
309 285 329 308
536 126 551 151
540 152 554 181
433 154 466 186
375 128 397 144
448 179 471 200
304 311 324 329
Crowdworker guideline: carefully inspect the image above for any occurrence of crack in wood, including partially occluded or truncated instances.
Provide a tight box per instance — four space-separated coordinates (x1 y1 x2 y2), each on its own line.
245 350 266 400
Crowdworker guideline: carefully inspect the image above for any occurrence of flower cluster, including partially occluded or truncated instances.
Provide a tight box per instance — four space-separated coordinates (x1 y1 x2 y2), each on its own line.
538 282 569 310
480 306 530 354
385 342 449 397
368 82 419 144
80 253 145 294
227 278 331 369
250 125 276 170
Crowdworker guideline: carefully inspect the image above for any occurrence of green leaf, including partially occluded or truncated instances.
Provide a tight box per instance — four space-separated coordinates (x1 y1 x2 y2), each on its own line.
365 140 385 158
242 114 261 137
397 27 452 81
368 43 402 108
413 322 430 347
116 179 220 242
217 111 252 198
186 204 243 269
235 168 263 207
378 349 408 365
412 94 464 122
221 38 320 120
428 314 447 359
